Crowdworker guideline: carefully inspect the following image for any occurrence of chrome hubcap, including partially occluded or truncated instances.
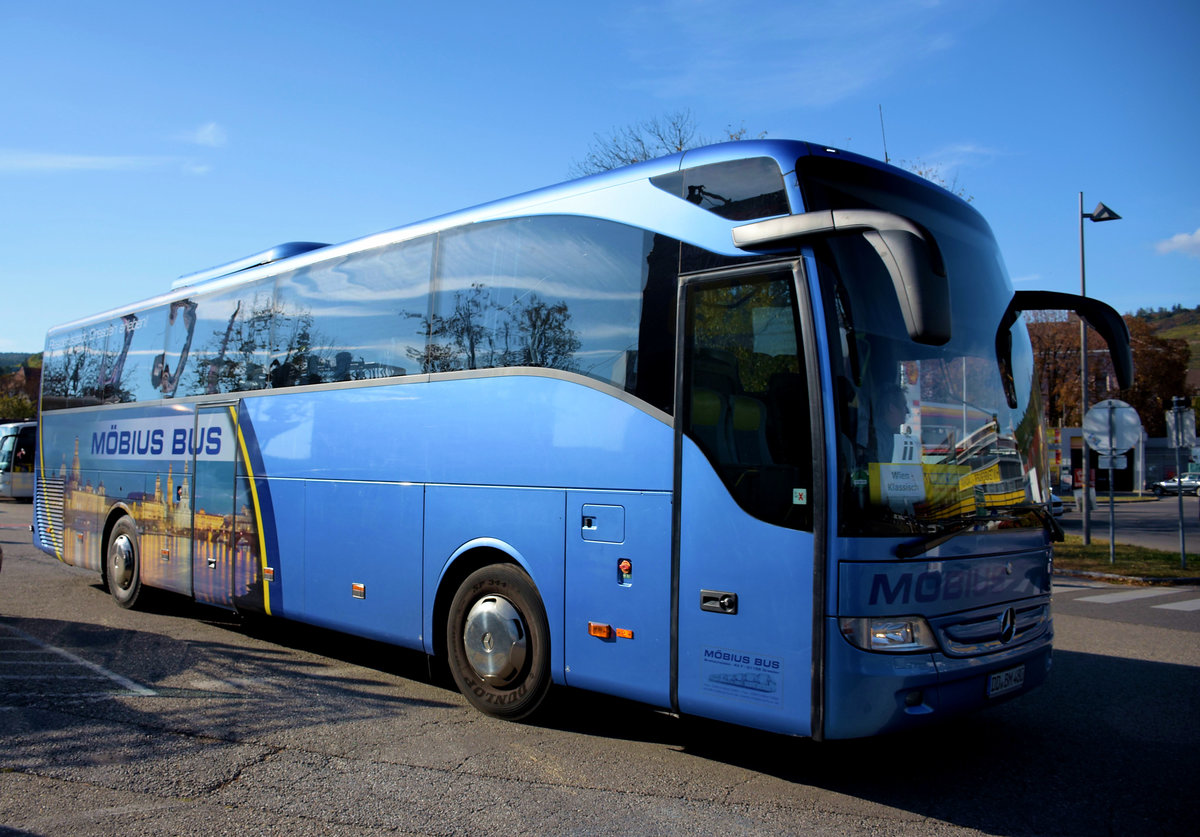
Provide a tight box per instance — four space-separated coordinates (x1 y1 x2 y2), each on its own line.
110 534 135 591
463 594 527 686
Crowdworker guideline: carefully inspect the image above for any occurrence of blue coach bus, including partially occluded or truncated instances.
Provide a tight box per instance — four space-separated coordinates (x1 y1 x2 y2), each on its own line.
34 140 1131 738
0 421 36 500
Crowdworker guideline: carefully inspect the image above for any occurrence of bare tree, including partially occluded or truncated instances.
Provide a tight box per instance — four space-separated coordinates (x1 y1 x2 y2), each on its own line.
403 285 581 374
571 110 766 176
896 158 973 203
573 112 974 206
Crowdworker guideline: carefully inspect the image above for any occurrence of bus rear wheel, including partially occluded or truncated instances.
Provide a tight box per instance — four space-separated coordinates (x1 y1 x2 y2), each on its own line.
106 517 144 610
446 564 550 720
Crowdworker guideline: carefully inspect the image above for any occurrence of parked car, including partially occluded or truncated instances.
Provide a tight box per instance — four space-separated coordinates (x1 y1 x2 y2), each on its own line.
1150 475 1200 496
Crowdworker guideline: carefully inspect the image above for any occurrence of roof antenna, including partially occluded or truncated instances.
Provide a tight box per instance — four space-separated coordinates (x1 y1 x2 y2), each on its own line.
878 104 890 164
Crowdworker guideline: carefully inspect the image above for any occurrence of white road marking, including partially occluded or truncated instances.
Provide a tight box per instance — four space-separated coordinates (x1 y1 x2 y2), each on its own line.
1152 598 1200 611
0 624 156 696
1073 589 1178 604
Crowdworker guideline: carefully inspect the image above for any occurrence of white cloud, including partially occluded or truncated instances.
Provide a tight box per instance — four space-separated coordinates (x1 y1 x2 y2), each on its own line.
0 150 172 172
618 0 970 108
920 143 1001 169
0 148 212 177
1156 228 1200 259
897 143 1001 193
177 122 228 148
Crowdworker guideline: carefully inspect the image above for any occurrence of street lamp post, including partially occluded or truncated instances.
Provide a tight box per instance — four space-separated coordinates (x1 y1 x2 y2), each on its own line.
1078 193 1121 545
1171 396 1187 569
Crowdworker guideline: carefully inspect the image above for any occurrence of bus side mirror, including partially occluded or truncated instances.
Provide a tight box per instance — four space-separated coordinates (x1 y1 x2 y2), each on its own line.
732 209 951 346
995 290 1133 408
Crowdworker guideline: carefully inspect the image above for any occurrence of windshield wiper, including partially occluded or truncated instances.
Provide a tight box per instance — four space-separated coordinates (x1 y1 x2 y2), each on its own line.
1006 503 1065 543
895 518 979 559
895 503 1062 559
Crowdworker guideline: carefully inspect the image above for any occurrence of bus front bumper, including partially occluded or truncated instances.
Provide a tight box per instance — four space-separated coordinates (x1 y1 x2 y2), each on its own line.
821 617 1052 740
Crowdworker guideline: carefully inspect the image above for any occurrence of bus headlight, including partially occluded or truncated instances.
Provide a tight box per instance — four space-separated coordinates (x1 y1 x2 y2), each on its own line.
839 616 938 653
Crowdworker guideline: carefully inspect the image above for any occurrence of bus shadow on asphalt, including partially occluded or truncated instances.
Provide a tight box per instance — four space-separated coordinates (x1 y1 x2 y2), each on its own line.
534 648 1197 836
7 590 1194 835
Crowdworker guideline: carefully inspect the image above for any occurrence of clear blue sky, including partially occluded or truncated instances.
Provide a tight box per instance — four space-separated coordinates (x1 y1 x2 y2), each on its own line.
2 0 1197 353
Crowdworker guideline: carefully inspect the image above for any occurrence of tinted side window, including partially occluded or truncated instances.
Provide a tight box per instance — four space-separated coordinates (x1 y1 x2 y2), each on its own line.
420 216 678 414
652 157 790 221
272 238 433 386
179 280 275 395
42 322 112 409
40 218 684 417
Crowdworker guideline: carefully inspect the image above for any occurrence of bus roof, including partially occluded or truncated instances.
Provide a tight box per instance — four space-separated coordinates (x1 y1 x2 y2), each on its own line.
45 139 949 338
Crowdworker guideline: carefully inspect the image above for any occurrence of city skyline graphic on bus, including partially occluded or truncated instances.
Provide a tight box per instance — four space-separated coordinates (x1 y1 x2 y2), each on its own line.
44 406 264 609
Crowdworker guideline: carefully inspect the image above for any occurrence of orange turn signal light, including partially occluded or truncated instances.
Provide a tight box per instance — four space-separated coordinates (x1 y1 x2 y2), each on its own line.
588 622 613 639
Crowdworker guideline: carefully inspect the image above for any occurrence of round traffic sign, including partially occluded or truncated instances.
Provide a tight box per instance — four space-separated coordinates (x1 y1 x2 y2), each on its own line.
1082 399 1142 455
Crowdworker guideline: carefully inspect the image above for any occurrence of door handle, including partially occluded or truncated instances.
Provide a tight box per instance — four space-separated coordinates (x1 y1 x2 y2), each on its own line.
700 589 738 615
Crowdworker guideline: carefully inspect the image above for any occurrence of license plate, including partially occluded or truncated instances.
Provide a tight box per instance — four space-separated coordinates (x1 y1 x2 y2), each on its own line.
987 664 1025 697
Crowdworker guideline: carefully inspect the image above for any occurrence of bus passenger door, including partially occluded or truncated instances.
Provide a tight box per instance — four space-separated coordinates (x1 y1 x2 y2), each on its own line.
673 266 818 737
191 404 239 609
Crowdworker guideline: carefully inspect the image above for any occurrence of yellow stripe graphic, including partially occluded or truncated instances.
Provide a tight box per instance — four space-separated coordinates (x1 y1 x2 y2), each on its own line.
230 406 272 616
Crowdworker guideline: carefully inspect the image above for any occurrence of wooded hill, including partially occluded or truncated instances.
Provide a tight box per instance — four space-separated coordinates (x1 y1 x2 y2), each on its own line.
0 353 38 375
1134 305 1200 388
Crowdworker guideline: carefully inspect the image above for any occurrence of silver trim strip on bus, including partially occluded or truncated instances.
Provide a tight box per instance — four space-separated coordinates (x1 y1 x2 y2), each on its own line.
731 209 951 346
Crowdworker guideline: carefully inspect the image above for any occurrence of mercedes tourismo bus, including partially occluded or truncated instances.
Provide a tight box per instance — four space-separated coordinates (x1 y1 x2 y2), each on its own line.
33 140 1132 739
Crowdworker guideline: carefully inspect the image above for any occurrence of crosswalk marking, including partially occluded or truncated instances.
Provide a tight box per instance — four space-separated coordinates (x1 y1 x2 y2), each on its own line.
1074 589 1178 604
1054 585 1200 614
1153 598 1200 612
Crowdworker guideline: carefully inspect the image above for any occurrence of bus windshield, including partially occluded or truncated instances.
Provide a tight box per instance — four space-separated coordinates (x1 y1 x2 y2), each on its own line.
0 432 15 470
797 153 1047 538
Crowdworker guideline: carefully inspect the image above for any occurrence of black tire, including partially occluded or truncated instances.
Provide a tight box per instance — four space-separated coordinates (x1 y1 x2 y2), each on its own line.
106 516 144 610
446 564 550 720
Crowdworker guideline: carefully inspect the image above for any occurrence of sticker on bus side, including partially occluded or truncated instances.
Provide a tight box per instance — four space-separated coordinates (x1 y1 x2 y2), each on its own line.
86 414 233 462
700 646 783 706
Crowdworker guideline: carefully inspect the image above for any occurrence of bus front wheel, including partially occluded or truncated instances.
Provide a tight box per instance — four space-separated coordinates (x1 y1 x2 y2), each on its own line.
106 517 144 610
446 564 550 720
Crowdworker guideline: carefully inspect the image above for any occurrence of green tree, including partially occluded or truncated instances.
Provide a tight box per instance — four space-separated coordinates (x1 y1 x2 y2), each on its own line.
0 393 35 420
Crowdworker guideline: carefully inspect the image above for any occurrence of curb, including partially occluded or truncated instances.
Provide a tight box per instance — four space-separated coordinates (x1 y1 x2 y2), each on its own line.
1055 569 1200 586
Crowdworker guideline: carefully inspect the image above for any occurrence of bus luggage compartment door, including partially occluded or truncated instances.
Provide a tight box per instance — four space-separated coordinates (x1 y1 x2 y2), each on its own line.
564 490 672 708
